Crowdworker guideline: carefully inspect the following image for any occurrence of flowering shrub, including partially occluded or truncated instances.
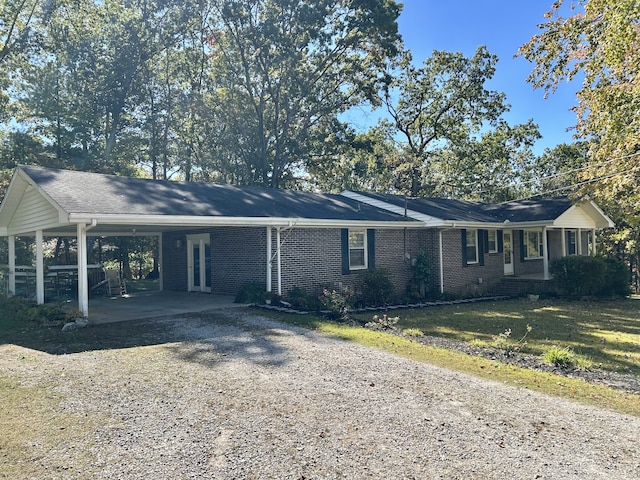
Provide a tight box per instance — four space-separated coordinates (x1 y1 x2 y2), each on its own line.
365 314 399 331
319 288 352 319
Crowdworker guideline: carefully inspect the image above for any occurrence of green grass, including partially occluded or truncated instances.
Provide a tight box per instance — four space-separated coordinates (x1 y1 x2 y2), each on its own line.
263 297 640 417
351 297 640 376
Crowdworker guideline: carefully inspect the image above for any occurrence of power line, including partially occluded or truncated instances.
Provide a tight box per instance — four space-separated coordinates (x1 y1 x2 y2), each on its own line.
508 164 640 202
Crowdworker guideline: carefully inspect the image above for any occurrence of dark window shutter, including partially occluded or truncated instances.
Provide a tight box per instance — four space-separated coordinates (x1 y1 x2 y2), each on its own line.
519 230 525 262
461 229 468 267
478 230 485 266
367 229 375 270
497 230 504 253
341 229 350 275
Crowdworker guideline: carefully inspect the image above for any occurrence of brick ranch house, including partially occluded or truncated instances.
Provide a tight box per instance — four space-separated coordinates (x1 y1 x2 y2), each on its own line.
0 165 614 318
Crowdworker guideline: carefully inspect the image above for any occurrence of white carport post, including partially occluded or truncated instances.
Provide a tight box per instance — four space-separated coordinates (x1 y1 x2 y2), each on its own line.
35 230 45 304
542 226 550 280
77 223 89 318
8 235 15 295
266 227 272 292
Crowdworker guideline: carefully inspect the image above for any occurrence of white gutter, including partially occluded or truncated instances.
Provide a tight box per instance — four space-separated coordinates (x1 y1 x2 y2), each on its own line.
67 214 421 230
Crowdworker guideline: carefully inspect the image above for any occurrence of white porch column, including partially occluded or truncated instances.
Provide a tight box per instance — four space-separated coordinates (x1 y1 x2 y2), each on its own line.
542 226 550 280
276 227 282 296
77 223 89 317
561 228 566 257
266 227 272 292
35 230 45 304
577 228 583 255
8 235 15 295
592 228 597 256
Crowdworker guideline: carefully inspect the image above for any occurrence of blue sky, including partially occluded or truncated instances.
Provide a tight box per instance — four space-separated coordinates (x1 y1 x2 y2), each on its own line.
350 1 581 156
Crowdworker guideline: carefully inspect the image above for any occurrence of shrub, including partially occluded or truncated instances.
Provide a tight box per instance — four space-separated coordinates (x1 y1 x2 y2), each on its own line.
411 250 431 299
357 268 394 307
286 287 309 309
319 288 352 319
550 256 629 298
365 314 399 330
234 282 266 303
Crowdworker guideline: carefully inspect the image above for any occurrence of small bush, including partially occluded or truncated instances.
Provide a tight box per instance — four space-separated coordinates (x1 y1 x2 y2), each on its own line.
491 324 532 354
319 287 352 319
403 327 424 337
365 314 399 331
542 346 577 368
357 268 394 307
286 287 309 309
234 282 266 303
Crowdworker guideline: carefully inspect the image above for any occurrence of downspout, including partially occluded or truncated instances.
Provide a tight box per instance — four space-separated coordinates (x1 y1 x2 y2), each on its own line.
266 226 272 292
276 227 282 296
439 229 444 294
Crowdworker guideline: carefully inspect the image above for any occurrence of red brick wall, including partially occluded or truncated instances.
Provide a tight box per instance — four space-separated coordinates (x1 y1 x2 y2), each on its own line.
162 226 518 299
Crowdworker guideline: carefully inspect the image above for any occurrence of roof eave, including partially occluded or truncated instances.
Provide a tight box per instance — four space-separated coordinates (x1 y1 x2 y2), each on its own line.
68 213 421 229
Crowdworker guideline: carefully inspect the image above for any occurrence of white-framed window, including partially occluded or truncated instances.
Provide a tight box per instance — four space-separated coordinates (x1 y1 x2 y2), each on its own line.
567 230 577 255
524 230 544 259
348 229 367 270
466 229 478 264
487 230 498 253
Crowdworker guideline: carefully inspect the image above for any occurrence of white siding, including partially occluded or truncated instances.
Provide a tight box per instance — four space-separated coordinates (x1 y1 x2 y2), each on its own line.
554 205 597 229
7 187 64 234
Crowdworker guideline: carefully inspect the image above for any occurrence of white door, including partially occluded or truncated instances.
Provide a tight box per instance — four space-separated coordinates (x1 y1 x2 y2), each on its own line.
503 230 514 275
187 234 211 293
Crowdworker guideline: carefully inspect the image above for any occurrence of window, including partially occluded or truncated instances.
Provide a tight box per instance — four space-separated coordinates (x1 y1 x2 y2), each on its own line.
567 230 577 255
524 230 543 259
466 229 478 264
348 230 367 270
487 230 498 253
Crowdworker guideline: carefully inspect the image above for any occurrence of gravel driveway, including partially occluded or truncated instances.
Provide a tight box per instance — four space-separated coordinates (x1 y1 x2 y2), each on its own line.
2 309 639 479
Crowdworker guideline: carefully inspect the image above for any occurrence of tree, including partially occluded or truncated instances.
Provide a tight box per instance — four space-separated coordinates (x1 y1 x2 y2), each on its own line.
518 0 640 216
382 46 539 197
529 142 589 197
519 0 640 290
206 0 402 188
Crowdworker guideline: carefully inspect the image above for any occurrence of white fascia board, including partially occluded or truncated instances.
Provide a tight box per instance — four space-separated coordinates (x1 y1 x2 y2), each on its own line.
68 214 421 229
340 191 446 226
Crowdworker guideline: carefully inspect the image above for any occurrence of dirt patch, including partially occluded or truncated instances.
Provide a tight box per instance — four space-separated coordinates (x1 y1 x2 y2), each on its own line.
1 309 639 479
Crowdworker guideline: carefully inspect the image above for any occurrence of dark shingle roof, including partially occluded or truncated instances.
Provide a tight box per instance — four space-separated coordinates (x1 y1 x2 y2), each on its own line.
20 165 414 223
354 191 572 223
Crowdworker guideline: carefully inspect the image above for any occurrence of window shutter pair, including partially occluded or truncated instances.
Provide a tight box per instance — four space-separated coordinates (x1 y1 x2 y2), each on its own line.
461 229 485 266
341 229 375 275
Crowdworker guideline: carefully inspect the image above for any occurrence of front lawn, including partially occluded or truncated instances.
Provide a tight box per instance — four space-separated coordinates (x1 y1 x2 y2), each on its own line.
351 297 640 375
